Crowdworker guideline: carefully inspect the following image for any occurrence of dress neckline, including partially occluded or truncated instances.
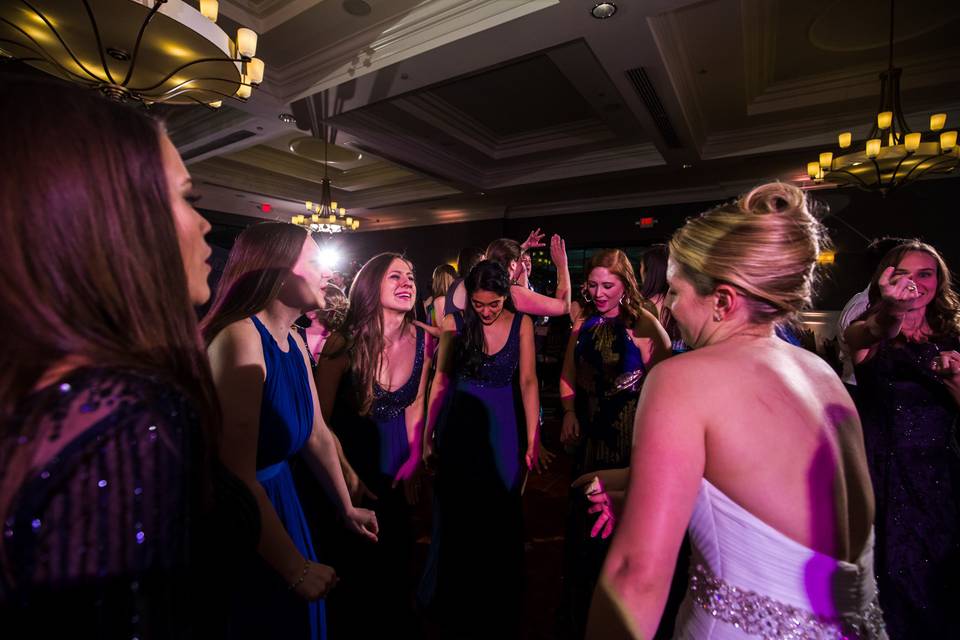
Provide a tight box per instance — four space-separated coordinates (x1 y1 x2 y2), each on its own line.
375 325 424 395
701 477 873 568
251 315 294 354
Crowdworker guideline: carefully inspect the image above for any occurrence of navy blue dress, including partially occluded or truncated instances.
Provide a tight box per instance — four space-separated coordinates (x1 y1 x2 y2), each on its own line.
855 336 960 639
232 316 324 640
419 311 525 637
322 326 425 636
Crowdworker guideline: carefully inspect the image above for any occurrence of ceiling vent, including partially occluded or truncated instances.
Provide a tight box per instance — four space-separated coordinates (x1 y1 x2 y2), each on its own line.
181 130 258 161
625 67 681 149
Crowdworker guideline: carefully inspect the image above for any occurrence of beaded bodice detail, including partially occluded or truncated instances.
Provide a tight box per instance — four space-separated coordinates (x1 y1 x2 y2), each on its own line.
371 326 425 421
677 478 887 639
453 311 522 388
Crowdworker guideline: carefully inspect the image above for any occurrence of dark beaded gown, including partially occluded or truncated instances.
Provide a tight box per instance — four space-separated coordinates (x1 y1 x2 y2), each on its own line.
0 367 260 638
418 311 526 638
855 336 960 639
320 326 425 637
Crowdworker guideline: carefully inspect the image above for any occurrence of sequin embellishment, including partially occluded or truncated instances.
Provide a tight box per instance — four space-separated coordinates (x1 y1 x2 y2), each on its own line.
688 563 886 639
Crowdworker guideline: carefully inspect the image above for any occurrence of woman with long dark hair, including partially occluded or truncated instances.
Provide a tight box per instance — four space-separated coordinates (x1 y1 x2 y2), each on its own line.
313 252 433 636
557 249 671 638
419 260 541 638
639 244 684 352
201 223 378 640
0 78 257 637
845 240 960 638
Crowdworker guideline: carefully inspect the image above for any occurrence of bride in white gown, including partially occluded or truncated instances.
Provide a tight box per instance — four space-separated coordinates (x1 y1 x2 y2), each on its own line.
581 182 887 640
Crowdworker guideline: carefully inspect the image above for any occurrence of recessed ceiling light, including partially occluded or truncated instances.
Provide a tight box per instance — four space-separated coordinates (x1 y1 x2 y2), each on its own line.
278 113 296 123
591 2 617 19
357 154 363 159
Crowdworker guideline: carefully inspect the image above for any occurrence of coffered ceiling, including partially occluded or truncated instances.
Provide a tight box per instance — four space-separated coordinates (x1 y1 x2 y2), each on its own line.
147 0 960 231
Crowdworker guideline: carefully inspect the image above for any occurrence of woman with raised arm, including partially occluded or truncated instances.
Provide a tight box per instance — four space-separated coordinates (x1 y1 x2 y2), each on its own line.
844 240 960 639
201 224 378 640
313 253 433 636
583 183 885 640
445 231 571 319
418 260 541 638
0 78 258 637
557 249 671 639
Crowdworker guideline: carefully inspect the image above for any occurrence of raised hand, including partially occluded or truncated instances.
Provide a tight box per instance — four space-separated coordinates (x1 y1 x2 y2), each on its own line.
877 266 922 311
550 234 568 270
521 228 546 252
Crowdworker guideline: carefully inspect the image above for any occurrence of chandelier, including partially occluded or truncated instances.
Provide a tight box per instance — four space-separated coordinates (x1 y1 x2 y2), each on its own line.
806 0 958 193
0 0 264 107
291 136 360 234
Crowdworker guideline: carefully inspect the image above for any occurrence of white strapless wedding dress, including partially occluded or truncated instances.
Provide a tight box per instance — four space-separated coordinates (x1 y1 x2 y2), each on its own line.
672 479 887 639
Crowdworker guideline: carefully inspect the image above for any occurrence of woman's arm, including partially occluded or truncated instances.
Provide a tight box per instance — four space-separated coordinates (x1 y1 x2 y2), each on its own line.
208 322 337 596
293 331 378 542
518 315 541 471
422 314 458 465
395 331 436 484
586 359 705 639
511 235 571 317
560 319 583 445
633 306 673 369
314 334 373 504
845 266 921 363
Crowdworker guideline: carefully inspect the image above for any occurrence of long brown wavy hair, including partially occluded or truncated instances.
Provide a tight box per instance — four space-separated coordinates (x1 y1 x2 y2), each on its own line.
0 77 218 437
581 249 647 326
331 253 416 415
865 240 960 339
200 223 308 344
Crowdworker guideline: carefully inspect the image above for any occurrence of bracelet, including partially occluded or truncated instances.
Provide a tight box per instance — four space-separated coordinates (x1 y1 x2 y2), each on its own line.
288 560 310 591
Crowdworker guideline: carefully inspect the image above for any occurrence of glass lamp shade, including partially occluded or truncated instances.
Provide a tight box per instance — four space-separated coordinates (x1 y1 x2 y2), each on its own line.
247 58 265 84
866 139 881 158
930 113 947 131
942 131 958 151
877 111 893 129
904 132 921 152
807 161 821 179
838 132 852 148
819 152 833 169
200 0 219 21
237 28 258 58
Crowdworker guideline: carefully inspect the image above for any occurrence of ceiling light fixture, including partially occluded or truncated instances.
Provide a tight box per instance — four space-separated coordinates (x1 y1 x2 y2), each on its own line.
590 2 617 19
292 133 359 234
806 0 957 193
0 0 263 107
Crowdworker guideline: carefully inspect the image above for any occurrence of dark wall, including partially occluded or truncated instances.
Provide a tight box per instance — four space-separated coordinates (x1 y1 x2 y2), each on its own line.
201 175 960 310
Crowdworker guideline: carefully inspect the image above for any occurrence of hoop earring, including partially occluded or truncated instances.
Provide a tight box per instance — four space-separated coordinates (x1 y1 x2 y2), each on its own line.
582 289 593 303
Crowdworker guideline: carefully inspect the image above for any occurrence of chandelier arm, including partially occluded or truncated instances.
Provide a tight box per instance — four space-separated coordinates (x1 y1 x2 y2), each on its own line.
824 168 872 190
80 0 118 86
152 81 248 103
898 155 960 186
891 71 911 137
127 57 243 92
889 152 913 185
119 0 166 87
18 0 104 82
0 37 98 84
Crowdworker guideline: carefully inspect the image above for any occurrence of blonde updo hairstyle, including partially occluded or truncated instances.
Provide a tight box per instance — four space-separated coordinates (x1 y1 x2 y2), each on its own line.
669 182 827 323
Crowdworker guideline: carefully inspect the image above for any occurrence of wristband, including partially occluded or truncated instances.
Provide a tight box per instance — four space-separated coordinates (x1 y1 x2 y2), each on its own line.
288 560 310 591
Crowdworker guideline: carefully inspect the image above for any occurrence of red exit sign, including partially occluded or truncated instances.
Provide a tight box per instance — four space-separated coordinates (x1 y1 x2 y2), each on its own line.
636 217 657 228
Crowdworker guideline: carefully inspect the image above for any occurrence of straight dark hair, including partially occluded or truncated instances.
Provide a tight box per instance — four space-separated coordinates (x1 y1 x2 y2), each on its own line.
0 77 218 437
332 253 416 415
456 260 515 377
200 223 308 344
484 238 523 277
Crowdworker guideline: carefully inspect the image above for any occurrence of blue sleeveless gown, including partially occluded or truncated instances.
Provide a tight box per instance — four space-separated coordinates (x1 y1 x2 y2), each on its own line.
231 316 325 640
419 311 525 637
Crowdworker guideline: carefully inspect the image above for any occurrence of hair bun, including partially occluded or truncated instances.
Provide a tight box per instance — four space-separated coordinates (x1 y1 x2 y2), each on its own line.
741 182 807 216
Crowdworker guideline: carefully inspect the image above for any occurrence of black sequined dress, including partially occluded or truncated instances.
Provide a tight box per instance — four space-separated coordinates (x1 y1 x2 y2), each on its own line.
855 337 960 639
0 367 260 638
